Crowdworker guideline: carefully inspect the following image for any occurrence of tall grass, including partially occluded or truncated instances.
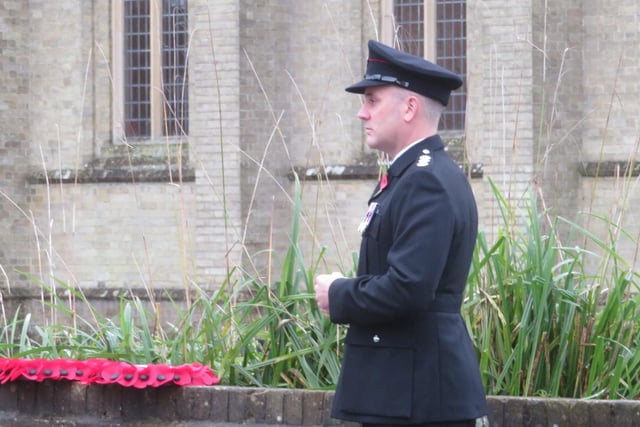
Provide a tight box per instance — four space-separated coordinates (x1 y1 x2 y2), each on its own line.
466 178 640 399
2 176 639 398
1 178 344 390
1 2 639 400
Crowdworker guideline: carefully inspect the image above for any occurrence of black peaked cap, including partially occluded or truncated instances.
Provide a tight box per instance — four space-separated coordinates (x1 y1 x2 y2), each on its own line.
346 40 463 106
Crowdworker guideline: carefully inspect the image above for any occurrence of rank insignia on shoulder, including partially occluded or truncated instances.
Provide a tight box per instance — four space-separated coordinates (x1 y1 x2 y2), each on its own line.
417 149 431 167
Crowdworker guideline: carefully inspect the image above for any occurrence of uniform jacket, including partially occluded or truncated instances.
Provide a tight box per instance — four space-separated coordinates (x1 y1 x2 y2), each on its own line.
328 135 488 425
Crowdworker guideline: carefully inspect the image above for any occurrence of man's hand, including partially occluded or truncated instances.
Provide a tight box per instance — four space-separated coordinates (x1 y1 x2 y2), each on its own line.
314 272 344 316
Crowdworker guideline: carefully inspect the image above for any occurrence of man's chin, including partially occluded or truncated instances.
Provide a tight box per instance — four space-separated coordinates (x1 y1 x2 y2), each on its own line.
365 139 379 150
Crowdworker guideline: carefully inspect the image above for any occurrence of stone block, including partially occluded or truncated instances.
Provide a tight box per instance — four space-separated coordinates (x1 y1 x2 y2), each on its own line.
177 386 212 420
102 384 125 419
322 392 348 426
0 383 18 411
16 381 37 413
155 387 179 420
544 398 572 426
35 380 55 415
121 386 157 420
283 389 303 425
486 395 504 427
227 387 249 423
302 390 324 426
50 381 76 416
210 386 230 421
589 400 633 427
569 399 591 426
85 383 104 414
247 388 268 422
264 388 286 424
502 396 524 427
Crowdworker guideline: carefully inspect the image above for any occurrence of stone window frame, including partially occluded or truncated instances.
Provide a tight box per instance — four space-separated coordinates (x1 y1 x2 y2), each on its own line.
111 0 189 145
381 0 467 133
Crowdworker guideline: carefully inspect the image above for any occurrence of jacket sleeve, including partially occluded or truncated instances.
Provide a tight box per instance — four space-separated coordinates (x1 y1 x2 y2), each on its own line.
329 172 455 325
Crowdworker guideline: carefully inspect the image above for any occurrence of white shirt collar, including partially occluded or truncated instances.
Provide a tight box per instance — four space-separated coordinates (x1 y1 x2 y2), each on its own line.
390 138 426 165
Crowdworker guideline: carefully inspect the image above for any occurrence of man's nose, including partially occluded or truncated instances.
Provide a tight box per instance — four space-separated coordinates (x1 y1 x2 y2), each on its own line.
357 105 369 120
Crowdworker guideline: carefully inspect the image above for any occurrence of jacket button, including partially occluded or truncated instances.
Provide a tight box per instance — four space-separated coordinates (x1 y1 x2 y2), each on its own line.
372 335 380 343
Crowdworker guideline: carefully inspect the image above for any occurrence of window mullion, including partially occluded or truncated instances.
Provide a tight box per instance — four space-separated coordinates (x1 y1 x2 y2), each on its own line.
424 0 437 61
150 0 164 138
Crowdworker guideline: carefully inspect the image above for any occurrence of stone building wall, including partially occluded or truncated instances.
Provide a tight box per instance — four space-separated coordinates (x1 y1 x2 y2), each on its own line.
465 0 536 238
576 1 640 272
2 0 640 294
1 0 32 287
238 0 374 277
1 0 243 291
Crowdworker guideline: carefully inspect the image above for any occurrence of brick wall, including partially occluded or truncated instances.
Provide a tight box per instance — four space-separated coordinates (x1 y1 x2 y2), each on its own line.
1 382 639 426
3 0 640 290
189 0 243 284
531 0 583 225
579 176 640 273
238 0 369 277
1 0 244 290
465 0 537 239
0 0 31 288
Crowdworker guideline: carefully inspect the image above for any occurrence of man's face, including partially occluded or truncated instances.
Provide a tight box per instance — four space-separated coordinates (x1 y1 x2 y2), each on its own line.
358 85 405 157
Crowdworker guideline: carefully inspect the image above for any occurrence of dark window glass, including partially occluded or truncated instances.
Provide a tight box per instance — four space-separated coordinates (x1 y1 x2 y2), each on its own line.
437 0 466 130
123 0 189 138
124 0 151 137
394 0 466 131
162 0 189 136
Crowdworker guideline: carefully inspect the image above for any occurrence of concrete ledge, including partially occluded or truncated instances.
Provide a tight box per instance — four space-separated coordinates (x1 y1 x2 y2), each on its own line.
1 382 639 426
27 155 195 184
578 160 640 178
291 162 484 182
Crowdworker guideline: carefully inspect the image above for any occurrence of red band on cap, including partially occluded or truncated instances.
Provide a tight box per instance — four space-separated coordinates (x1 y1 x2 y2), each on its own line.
368 58 390 64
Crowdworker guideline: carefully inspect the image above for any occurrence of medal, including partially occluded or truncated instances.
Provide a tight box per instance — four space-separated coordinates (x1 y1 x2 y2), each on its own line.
358 202 378 234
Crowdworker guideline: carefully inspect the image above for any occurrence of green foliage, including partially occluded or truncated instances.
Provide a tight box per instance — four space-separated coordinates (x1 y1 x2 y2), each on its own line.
1 178 639 397
465 178 640 399
1 179 344 390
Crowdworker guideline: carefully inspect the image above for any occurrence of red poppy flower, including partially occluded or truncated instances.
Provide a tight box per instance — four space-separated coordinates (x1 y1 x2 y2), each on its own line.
62 359 94 382
168 364 194 386
95 360 131 385
115 362 139 387
39 358 65 381
17 358 46 381
379 173 388 191
76 358 106 385
132 364 156 389
0 358 17 384
149 363 175 387
0 357 220 388
187 362 220 386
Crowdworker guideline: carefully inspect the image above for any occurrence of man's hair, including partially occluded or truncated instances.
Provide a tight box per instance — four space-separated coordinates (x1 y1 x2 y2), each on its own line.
393 87 445 122
419 95 446 121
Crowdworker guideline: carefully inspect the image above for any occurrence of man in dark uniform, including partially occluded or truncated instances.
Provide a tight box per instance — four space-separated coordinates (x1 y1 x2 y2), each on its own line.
314 40 489 427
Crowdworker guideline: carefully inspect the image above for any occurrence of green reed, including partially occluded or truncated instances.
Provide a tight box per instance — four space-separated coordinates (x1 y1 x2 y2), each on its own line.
465 178 640 399
1 178 639 396
0 178 345 390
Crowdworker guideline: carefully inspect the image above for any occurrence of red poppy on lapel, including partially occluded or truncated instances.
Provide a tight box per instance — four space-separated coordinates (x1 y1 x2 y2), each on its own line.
379 173 388 191
372 173 388 199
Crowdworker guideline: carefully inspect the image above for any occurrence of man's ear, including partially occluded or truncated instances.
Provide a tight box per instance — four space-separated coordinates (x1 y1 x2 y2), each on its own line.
404 95 420 122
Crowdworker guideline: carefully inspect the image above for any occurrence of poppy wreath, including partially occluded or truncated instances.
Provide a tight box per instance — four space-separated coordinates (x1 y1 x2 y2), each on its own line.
0 357 220 388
